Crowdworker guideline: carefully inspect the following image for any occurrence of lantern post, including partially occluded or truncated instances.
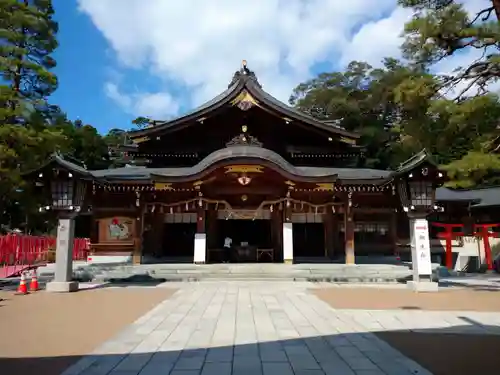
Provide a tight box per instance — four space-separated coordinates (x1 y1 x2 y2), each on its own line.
398 166 443 292
38 168 87 292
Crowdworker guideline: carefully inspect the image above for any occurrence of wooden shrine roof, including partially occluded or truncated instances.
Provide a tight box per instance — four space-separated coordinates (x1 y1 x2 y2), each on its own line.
30 148 438 186
436 187 500 208
128 62 360 143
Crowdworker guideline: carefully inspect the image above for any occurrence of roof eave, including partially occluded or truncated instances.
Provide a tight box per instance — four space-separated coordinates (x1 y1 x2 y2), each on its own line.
389 149 443 179
23 153 93 179
128 79 246 139
244 80 360 140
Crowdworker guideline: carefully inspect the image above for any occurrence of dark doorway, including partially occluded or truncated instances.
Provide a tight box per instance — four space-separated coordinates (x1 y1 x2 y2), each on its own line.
293 223 325 257
217 219 272 249
162 223 196 258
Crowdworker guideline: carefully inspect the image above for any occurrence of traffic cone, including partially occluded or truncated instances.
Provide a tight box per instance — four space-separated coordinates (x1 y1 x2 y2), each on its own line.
29 269 39 292
16 272 28 295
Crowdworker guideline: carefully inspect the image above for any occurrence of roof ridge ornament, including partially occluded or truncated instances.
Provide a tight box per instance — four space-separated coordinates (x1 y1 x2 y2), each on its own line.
228 60 261 88
226 125 263 147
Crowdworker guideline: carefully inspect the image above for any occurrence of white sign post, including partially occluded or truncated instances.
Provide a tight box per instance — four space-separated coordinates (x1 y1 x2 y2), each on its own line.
408 217 437 291
411 218 433 276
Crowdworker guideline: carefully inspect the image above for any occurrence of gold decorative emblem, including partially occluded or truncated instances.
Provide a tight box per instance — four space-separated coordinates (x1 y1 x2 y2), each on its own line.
132 136 149 144
242 125 247 133
225 165 264 174
314 183 335 191
154 182 174 190
231 90 259 111
340 136 356 145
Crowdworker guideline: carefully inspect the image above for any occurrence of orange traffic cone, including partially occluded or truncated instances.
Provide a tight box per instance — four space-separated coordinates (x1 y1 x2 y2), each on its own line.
30 269 39 292
16 272 28 295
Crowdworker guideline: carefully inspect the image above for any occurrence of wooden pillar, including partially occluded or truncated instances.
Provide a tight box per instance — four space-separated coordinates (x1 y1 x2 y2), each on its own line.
344 193 355 264
324 208 335 260
206 207 218 249
271 209 282 262
389 212 398 257
332 211 339 259
197 206 206 233
90 214 98 244
150 211 164 256
132 206 145 265
283 204 293 264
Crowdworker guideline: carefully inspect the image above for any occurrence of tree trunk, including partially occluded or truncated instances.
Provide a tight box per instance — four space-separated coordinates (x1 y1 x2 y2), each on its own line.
492 0 500 21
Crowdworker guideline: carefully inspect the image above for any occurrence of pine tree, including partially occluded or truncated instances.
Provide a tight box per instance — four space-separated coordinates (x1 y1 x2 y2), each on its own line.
0 0 64 217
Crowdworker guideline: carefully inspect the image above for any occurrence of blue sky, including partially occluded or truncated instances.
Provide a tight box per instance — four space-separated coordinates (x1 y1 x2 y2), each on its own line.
51 0 130 133
50 0 481 135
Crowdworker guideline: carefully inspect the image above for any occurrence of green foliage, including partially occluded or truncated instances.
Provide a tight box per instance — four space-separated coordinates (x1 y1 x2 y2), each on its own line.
291 61 500 186
132 116 151 128
290 58 431 168
0 1 117 230
291 1 500 188
442 151 500 188
0 0 64 220
399 0 500 98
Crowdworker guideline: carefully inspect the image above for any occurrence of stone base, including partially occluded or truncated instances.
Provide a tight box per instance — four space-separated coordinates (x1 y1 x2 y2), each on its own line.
407 280 439 292
46 281 79 293
284 259 293 264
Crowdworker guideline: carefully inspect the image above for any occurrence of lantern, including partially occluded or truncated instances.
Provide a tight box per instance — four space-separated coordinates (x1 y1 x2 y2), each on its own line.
397 168 436 212
48 170 86 211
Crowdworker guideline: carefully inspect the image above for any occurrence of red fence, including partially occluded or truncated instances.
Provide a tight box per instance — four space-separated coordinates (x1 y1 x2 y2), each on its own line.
0 234 90 275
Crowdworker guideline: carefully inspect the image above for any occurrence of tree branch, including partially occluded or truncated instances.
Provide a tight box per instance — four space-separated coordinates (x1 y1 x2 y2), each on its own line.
469 6 494 25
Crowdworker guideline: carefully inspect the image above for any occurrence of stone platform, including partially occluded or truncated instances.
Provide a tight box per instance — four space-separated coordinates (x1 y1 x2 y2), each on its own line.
38 263 418 284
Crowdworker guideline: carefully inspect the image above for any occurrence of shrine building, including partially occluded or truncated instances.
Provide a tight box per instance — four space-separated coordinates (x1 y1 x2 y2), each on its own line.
32 62 445 265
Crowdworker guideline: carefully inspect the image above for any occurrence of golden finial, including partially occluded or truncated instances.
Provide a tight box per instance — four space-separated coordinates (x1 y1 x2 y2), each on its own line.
242 59 247 68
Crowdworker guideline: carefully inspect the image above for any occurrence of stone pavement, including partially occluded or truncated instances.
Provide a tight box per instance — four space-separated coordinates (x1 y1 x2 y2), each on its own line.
61 282 500 375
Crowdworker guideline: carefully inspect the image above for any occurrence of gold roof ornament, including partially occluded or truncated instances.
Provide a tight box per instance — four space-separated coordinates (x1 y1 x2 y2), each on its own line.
132 136 149 144
231 90 259 111
225 165 264 174
314 183 335 191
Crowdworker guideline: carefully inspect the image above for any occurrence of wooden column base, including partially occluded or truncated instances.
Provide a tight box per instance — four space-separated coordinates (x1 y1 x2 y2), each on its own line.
345 241 355 264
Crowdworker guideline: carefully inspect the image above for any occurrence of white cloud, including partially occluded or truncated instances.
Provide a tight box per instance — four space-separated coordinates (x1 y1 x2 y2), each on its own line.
104 82 180 118
79 0 494 118
340 7 413 68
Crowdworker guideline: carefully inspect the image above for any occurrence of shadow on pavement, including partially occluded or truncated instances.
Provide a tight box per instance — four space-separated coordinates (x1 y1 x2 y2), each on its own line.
1 320 499 375
0 274 168 293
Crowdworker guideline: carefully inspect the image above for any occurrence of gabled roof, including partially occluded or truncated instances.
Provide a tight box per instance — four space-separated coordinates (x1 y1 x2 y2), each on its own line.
393 149 436 176
128 62 360 142
23 152 92 178
436 187 500 208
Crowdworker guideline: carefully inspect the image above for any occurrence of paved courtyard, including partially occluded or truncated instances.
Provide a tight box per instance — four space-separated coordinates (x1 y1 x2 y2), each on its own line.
53 282 500 375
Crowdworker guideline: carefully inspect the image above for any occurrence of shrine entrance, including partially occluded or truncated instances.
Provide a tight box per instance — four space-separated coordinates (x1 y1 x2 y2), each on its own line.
205 209 277 263
293 223 325 258
162 222 196 259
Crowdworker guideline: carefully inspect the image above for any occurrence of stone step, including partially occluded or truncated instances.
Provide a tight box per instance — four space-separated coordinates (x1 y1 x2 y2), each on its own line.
92 274 409 283
37 262 419 284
